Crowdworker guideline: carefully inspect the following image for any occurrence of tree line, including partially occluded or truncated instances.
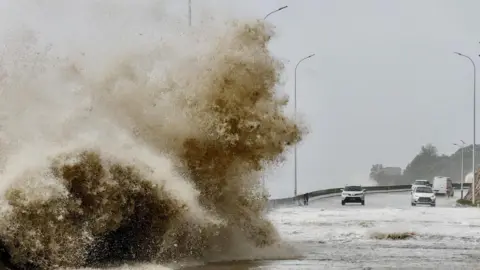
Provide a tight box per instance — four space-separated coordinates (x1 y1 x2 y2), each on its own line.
370 143 480 185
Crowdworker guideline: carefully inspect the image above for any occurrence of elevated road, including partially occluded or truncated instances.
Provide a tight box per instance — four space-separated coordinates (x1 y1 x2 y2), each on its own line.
309 189 461 209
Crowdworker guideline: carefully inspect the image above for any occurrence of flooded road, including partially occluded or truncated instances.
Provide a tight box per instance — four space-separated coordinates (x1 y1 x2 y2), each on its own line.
75 190 480 270
184 190 480 269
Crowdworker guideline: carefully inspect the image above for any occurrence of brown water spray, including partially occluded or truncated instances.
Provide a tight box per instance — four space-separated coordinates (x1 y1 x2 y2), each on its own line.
0 18 305 269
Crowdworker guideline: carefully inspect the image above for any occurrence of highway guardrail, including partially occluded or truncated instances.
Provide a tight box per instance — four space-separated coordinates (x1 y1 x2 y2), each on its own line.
267 182 471 209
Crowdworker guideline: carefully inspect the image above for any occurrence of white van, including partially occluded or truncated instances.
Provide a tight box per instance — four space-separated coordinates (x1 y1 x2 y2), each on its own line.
432 176 454 197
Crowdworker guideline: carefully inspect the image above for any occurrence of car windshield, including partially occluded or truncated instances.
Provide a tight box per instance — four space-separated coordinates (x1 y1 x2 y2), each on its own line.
415 187 432 193
414 180 428 185
344 186 362 191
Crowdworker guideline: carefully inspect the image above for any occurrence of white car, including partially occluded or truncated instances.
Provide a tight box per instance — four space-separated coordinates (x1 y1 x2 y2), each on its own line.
341 185 365 206
411 185 436 207
411 179 431 191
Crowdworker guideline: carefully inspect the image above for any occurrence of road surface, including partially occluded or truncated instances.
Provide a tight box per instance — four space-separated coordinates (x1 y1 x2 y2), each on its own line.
185 190 480 269
73 190 480 269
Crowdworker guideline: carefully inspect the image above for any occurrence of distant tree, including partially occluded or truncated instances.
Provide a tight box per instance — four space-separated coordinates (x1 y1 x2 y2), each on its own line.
403 144 441 182
421 144 438 157
369 143 480 187
369 164 383 181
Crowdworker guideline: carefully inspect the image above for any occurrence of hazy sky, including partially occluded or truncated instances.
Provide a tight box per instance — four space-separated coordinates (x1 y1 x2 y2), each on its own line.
3 0 480 199
192 0 480 198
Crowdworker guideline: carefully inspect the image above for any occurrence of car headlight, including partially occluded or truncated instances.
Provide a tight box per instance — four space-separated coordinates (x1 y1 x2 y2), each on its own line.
431 195 436 199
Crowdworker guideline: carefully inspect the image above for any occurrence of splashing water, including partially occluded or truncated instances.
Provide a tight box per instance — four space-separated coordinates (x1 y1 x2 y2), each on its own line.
0 1 304 269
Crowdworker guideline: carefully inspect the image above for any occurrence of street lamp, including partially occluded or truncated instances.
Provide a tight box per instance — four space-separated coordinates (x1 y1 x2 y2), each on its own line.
188 0 192 26
455 52 476 204
260 5 288 193
294 53 315 197
264 6 288 20
454 140 466 199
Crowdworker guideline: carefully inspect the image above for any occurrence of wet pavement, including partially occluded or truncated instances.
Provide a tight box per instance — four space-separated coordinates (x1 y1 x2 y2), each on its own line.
186 190 480 269
81 190 480 270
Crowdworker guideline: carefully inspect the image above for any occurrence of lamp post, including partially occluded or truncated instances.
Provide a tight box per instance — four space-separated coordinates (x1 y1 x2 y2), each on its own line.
455 52 476 204
188 0 192 26
264 6 288 20
261 6 289 192
454 140 466 199
294 53 315 197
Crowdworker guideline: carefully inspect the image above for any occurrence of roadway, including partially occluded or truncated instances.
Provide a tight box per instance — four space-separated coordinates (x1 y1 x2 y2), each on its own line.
308 189 457 209
264 189 480 269
184 189 480 269
90 190 480 270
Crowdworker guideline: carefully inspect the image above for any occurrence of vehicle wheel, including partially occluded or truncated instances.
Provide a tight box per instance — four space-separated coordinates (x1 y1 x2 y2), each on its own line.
341 200 345 205
431 203 436 207
411 203 416 206
361 200 365 206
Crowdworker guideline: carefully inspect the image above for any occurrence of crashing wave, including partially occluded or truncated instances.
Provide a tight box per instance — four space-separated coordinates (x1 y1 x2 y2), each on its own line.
0 2 305 269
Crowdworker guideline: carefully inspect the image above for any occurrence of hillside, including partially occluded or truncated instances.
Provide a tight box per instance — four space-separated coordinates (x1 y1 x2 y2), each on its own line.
370 144 480 185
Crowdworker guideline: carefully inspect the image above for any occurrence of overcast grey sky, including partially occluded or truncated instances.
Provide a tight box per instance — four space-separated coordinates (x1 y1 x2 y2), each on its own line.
191 0 480 198
2 0 480 199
